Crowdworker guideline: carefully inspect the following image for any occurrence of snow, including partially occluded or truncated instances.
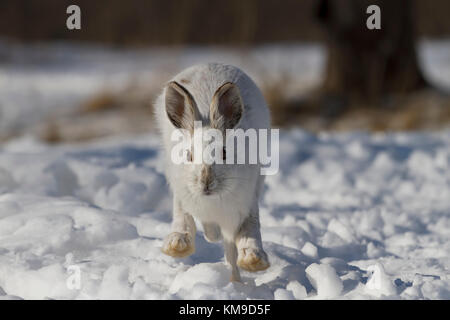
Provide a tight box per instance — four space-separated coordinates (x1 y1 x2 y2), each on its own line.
0 130 448 300
286 280 308 299
274 288 295 300
365 263 397 298
305 263 343 299
301 242 319 259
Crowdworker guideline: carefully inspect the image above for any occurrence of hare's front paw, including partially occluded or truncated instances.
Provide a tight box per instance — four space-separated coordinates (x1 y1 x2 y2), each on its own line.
237 247 270 272
162 232 195 258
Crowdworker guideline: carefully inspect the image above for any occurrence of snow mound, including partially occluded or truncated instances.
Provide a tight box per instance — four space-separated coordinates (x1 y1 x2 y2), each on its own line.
365 263 397 298
305 263 343 299
286 281 308 300
274 288 295 300
169 263 230 296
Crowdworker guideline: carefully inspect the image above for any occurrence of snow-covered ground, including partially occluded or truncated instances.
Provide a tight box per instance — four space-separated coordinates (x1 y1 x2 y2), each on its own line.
0 130 448 300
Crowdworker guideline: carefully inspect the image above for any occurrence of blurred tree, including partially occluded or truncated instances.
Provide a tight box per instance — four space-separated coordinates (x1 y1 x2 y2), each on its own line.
317 0 427 105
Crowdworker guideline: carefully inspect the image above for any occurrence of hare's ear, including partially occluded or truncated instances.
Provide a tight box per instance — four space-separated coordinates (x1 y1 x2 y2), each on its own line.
210 82 243 130
165 81 199 130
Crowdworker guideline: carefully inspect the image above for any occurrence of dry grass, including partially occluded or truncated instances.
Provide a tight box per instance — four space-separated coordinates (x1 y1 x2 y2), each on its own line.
34 78 450 144
259 67 450 132
270 88 450 132
42 122 62 143
38 83 159 143
80 92 120 114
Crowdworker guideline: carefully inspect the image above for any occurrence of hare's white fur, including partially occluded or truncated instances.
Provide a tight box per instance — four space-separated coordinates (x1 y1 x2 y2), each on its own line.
155 63 270 281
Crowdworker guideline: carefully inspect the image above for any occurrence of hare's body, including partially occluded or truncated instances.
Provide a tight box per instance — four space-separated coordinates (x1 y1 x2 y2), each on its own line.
155 63 270 281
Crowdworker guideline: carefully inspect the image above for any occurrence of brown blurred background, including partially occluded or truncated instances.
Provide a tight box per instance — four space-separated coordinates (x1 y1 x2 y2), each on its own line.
0 0 449 142
1 0 449 45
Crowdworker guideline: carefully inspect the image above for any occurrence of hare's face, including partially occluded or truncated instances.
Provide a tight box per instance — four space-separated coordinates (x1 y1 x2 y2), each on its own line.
165 81 244 197
182 130 239 197
186 163 226 197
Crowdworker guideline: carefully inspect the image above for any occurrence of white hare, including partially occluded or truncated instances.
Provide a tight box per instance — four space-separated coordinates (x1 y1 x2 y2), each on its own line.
155 63 270 282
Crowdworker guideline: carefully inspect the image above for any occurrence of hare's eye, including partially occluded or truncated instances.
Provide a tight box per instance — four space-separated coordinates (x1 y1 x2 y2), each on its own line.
222 147 226 161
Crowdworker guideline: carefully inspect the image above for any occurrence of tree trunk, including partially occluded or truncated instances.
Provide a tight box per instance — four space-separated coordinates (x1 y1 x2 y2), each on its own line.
317 0 427 105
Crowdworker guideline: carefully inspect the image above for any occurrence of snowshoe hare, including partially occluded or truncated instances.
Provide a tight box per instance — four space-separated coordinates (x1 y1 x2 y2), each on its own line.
155 63 270 282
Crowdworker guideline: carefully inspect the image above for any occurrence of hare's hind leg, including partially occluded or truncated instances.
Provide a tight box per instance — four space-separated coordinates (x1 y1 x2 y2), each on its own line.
236 175 269 271
235 207 270 272
224 241 241 282
202 222 222 243
162 196 196 258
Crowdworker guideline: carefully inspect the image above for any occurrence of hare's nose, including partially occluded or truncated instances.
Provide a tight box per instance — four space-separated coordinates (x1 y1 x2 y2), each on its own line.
200 166 214 195
203 184 212 196
200 166 212 185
